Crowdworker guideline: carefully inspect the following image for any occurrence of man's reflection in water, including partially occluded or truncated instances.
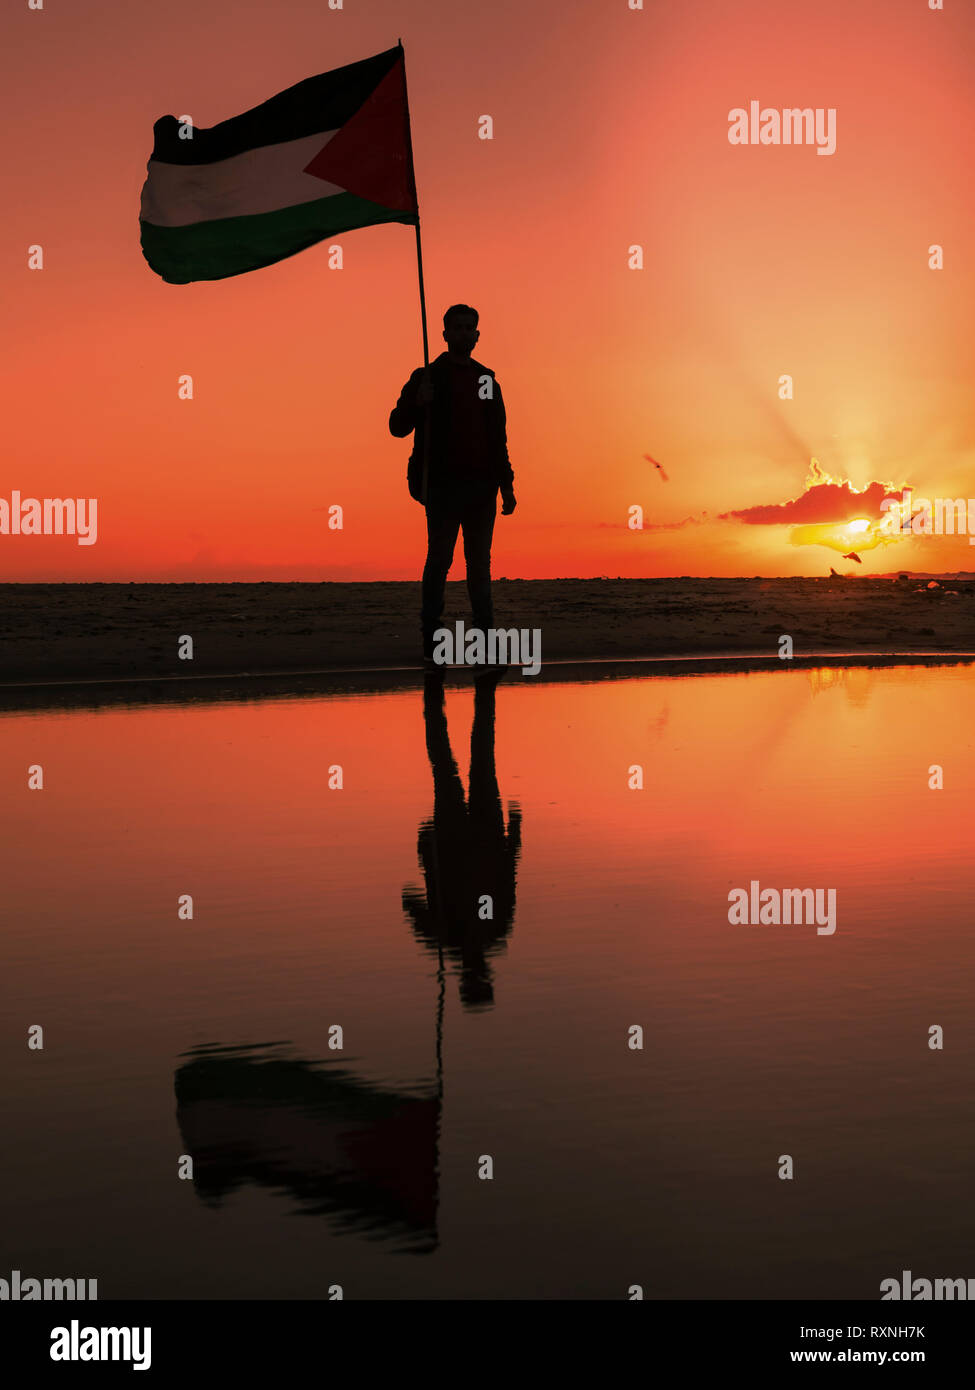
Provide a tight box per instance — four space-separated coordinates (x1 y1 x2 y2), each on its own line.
403 669 522 1009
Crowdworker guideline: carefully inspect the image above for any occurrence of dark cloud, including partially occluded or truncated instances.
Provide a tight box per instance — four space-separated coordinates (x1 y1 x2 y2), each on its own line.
595 515 705 531
719 476 903 526
640 515 703 532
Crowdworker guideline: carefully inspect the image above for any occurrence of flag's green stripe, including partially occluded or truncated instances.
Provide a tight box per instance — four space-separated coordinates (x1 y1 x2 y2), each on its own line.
151 46 401 165
140 191 417 284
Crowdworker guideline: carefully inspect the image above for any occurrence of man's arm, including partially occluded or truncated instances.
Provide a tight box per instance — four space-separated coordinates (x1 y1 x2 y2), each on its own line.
495 380 515 498
389 369 422 437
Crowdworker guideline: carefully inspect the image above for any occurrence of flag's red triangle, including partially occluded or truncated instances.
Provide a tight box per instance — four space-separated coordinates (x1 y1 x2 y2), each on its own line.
303 56 417 212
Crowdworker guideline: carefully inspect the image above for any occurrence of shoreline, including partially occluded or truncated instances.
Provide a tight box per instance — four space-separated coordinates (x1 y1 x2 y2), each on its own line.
2 577 974 709
2 648 973 714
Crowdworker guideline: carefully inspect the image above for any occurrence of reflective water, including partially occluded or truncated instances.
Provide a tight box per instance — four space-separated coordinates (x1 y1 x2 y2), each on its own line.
2 663 973 1299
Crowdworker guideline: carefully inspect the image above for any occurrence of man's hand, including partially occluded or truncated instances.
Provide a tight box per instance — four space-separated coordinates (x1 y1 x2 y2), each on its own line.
501 488 517 515
416 370 434 407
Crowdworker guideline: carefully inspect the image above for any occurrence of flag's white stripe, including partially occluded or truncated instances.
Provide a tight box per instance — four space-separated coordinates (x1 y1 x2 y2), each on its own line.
140 129 346 228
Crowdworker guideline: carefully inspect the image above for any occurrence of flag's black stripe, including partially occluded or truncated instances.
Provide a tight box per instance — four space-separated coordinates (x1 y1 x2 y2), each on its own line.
150 45 401 165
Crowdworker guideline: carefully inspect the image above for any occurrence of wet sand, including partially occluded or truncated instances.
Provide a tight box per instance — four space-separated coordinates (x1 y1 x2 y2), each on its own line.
2 577 974 689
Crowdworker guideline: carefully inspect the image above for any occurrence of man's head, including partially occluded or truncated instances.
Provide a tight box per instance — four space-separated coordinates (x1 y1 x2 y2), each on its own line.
443 304 479 358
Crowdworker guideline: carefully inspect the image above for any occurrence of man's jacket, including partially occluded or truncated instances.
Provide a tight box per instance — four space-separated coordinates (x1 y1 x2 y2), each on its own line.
389 351 515 503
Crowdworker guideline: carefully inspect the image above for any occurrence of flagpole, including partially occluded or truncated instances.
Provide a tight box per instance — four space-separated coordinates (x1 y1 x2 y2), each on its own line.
398 38 429 369
403 39 442 1118
398 38 433 504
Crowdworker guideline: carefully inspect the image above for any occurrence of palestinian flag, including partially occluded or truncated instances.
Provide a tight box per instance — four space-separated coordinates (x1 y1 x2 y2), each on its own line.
175 1043 441 1251
140 44 418 284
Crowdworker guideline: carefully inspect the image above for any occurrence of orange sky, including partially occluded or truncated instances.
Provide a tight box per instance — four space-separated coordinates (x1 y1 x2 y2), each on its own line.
3 0 974 580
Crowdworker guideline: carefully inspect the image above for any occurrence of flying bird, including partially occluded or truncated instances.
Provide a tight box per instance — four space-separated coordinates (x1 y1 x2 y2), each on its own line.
842 551 862 563
643 453 669 482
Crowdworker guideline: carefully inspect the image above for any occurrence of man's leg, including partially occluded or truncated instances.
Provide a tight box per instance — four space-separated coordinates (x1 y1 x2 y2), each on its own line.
421 502 461 657
461 491 498 632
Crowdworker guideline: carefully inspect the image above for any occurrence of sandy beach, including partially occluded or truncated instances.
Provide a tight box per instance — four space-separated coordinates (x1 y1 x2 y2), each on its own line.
2 576 974 689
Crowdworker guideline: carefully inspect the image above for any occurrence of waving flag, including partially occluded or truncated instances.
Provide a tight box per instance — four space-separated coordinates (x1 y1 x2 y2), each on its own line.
175 1043 440 1251
140 44 418 284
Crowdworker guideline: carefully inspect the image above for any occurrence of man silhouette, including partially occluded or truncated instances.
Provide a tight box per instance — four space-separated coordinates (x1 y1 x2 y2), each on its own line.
389 304 516 662
402 668 522 1008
